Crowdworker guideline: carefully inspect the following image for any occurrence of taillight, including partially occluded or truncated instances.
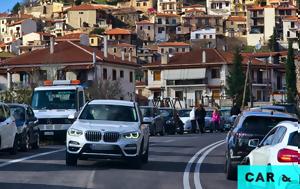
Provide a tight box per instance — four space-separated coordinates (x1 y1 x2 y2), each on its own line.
277 148 300 163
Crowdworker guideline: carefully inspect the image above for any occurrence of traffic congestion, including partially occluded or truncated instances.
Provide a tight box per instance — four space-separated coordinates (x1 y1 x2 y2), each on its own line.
0 79 299 189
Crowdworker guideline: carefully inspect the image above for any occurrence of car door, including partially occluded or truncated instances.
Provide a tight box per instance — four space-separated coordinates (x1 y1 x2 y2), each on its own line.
0 104 7 149
251 128 278 165
26 107 36 143
2 105 16 149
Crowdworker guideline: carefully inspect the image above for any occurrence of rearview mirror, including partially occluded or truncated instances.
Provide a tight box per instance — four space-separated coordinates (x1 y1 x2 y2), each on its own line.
68 113 78 120
248 139 260 148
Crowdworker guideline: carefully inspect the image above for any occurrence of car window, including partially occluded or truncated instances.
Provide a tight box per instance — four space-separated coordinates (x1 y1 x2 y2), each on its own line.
261 128 277 146
10 106 25 121
160 109 173 117
78 91 84 109
3 105 10 119
140 108 153 117
26 107 35 120
0 105 6 122
178 110 190 117
271 126 287 145
241 116 296 135
79 104 138 122
288 131 299 147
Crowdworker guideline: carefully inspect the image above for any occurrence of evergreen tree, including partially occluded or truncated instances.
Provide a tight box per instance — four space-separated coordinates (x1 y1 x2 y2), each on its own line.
75 0 83 5
12 3 21 14
268 27 278 51
226 48 245 107
285 40 297 103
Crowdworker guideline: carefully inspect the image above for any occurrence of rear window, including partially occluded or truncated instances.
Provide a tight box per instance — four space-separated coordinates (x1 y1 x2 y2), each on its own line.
288 131 299 147
241 116 297 135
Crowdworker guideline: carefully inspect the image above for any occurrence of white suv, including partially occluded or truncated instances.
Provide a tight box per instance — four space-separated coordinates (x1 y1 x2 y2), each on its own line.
0 103 18 154
66 100 150 168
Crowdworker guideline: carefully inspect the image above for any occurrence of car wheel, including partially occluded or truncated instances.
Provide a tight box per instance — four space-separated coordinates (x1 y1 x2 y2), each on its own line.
142 141 149 164
66 151 78 166
225 151 237 180
32 132 40 149
21 133 30 152
9 136 18 155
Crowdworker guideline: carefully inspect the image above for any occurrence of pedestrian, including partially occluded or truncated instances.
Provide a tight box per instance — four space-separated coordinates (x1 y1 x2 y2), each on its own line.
211 108 221 132
230 103 241 116
195 104 206 134
190 107 197 133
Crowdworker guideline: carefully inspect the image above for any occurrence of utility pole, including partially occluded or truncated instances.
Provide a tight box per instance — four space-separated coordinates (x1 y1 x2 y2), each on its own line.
242 53 254 109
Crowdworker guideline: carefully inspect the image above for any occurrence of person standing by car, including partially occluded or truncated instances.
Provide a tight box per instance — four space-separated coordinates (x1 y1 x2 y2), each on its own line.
196 104 206 134
190 107 197 133
230 104 241 116
212 108 221 132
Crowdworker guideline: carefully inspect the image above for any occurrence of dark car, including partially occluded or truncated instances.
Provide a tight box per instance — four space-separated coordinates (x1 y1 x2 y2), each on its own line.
159 108 184 135
140 106 165 136
225 110 298 180
8 104 40 151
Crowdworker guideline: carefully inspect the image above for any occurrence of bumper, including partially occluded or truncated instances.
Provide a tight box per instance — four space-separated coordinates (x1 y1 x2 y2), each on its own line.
66 136 143 159
38 124 71 134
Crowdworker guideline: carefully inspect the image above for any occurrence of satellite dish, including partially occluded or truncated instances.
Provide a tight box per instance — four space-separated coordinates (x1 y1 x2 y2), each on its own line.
255 43 261 50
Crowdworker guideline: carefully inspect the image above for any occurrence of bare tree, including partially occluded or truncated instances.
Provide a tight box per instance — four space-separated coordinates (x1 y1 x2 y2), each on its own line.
87 78 123 100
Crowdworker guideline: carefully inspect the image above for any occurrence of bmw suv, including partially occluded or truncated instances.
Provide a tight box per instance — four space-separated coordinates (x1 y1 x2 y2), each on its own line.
66 100 150 168
225 110 298 179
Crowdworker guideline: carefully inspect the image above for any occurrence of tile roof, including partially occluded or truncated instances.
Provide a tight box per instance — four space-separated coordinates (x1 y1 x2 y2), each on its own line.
156 13 180 17
0 13 9 18
227 16 246 22
158 42 190 47
67 4 98 11
282 16 298 21
7 20 24 27
56 33 86 42
185 8 205 13
220 52 265 65
116 43 135 47
241 51 288 58
2 41 138 67
37 32 54 37
105 28 132 35
136 20 154 25
183 4 205 8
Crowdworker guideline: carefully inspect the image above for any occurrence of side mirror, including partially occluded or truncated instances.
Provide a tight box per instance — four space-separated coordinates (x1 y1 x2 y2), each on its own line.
68 113 77 120
248 139 260 148
33 117 39 125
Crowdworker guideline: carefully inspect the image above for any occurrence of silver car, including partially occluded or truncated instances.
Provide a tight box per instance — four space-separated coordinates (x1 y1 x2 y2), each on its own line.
66 100 150 168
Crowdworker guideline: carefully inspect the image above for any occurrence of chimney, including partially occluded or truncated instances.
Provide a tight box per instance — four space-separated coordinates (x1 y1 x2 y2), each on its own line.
50 37 54 54
92 52 96 64
161 53 169 64
202 50 206 63
121 50 125 61
103 35 108 58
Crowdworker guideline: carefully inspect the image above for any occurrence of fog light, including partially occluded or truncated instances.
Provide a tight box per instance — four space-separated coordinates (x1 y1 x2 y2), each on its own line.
69 140 80 145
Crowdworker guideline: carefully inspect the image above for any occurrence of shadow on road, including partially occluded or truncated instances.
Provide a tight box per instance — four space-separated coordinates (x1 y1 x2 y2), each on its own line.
0 182 84 189
200 163 225 173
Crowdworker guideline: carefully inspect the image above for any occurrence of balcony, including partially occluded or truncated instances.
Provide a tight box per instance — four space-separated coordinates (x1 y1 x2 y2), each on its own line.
252 79 271 86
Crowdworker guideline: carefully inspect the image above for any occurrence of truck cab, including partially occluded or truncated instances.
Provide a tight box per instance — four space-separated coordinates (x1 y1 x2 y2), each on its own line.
31 80 86 139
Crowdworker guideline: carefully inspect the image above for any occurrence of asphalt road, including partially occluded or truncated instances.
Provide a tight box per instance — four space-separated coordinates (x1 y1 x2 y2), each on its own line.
0 133 236 189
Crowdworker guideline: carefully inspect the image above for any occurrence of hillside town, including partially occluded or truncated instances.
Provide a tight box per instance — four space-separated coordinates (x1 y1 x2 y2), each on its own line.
0 0 299 107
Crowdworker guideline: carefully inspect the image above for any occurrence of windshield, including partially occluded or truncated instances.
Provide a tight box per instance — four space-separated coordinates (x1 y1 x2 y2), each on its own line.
178 110 190 117
32 90 77 110
140 107 153 117
79 104 138 122
242 116 297 135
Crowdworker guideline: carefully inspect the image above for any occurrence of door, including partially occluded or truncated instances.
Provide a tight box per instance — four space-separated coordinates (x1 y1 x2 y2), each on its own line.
26 107 36 143
195 90 202 106
3 105 16 148
0 105 7 149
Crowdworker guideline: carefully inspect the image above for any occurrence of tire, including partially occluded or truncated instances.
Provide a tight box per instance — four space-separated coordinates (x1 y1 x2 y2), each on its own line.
32 132 40 149
9 136 18 155
21 133 30 152
225 151 237 180
142 141 149 164
66 151 78 166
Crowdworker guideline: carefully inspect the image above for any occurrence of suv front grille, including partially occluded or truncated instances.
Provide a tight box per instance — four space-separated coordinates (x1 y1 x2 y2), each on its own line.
38 118 73 124
85 131 102 142
103 132 120 143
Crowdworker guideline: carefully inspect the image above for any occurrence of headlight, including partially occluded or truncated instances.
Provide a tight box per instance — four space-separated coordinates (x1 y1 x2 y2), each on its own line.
67 128 83 136
123 131 140 139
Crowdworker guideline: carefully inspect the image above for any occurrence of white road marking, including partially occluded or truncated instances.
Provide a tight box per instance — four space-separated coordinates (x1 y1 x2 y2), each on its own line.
86 169 96 189
194 141 226 189
183 140 224 189
0 148 65 168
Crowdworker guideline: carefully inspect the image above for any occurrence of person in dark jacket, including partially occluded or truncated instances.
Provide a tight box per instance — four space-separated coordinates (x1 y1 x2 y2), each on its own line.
230 104 241 116
195 104 206 134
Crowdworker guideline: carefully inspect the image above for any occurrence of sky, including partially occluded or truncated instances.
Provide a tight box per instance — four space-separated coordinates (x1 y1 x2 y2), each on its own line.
0 0 22 13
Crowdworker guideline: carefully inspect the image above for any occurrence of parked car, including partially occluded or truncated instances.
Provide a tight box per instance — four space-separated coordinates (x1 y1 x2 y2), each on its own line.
8 104 40 151
0 102 18 155
66 100 150 168
140 106 165 136
225 110 298 180
159 108 183 135
243 121 299 166
178 109 192 133
205 109 226 132
220 108 232 131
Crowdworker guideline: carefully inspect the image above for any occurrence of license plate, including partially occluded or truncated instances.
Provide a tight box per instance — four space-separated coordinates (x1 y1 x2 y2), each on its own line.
44 131 54 136
91 144 113 151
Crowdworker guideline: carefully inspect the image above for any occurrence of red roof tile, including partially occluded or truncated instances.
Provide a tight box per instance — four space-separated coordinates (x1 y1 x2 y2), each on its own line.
0 13 9 18
282 16 298 21
37 32 54 37
56 33 86 42
185 8 205 13
156 13 180 17
105 28 132 35
227 16 246 22
2 41 138 67
158 42 190 47
241 51 288 57
116 43 135 47
183 4 205 8
67 4 98 11
7 20 24 27
136 20 154 25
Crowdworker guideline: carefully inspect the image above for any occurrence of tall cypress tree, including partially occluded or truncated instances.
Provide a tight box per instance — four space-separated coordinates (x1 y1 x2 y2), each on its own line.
285 40 297 103
226 48 245 107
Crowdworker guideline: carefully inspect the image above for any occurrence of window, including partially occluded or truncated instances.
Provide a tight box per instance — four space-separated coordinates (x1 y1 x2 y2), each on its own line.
153 71 161 81
161 48 164 53
211 68 220 78
91 38 94 44
103 68 107 80
112 69 117 80
172 19 176 24
287 31 290 37
129 71 133 83
79 12 84 14
169 48 173 53
196 33 200 39
143 2 147 6
26 107 35 120
175 91 183 100
140 26 143 30
226 2 229 6
158 27 164 33
157 18 162 24
120 70 124 78
148 26 151 30
113 48 117 53
209 35 212 39
182 48 185 52
262 128 277 146
271 127 287 145
137 2 140 6
288 131 299 147
177 27 181 31
291 22 295 28
203 35 207 39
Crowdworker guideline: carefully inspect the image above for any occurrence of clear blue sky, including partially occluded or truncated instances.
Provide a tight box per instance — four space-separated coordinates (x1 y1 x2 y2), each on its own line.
0 0 22 13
